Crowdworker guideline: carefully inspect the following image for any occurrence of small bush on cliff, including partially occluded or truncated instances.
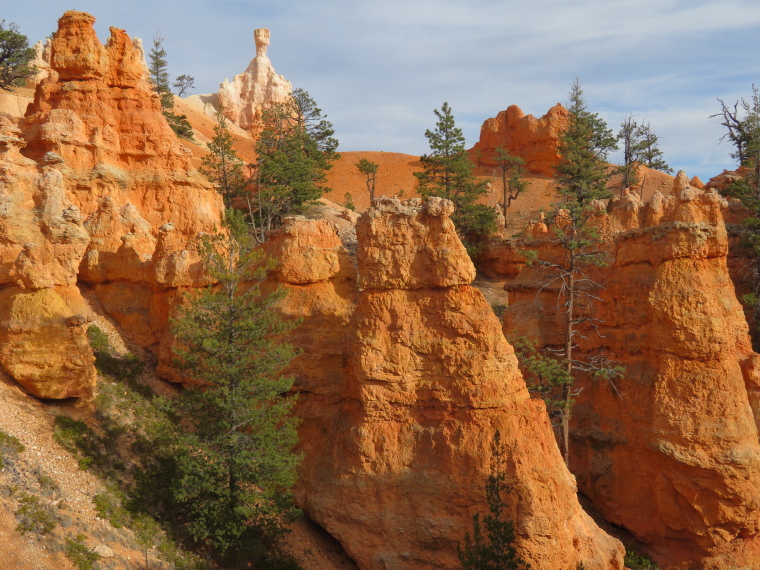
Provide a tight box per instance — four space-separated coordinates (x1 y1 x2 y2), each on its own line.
624 548 658 570
416 102 496 255
0 21 36 91
0 428 25 466
64 534 101 570
165 210 302 560
15 492 57 535
458 431 530 570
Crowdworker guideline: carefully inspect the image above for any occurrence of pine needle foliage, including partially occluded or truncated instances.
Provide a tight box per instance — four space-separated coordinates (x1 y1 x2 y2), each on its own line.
148 34 193 140
0 21 36 91
168 210 301 559
200 108 247 208
524 80 620 466
251 88 339 241
458 431 530 570
416 102 496 255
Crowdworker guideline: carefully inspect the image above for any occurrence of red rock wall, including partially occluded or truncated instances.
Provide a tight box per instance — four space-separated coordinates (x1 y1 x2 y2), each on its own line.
275 199 624 569
0 11 226 397
469 103 569 176
503 179 760 568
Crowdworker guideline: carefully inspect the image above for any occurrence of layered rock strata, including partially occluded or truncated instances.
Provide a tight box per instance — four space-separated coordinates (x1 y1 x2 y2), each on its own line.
503 178 760 568
282 197 623 569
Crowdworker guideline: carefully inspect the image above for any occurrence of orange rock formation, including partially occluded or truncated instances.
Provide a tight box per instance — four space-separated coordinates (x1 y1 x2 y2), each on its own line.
469 103 570 176
0 11 225 397
503 180 760 568
272 198 624 569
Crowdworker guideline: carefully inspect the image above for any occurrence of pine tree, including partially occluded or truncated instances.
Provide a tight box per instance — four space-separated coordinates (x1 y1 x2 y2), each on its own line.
494 147 527 222
148 34 173 110
716 86 760 348
618 114 640 191
618 116 672 193
635 121 672 174
173 74 195 97
0 20 36 91
252 88 339 242
525 80 620 466
148 34 193 140
458 431 530 570
200 108 246 208
416 102 496 255
356 158 379 202
168 210 301 559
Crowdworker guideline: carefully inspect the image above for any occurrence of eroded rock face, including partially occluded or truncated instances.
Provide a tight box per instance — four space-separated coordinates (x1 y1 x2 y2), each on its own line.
217 28 292 131
503 178 760 568
285 198 623 570
0 287 94 399
469 104 570 176
0 11 225 397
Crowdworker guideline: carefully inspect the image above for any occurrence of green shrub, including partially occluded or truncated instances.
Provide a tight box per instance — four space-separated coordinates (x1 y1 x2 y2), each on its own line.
38 474 60 496
93 491 130 529
86 325 111 354
491 303 508 318
0 429 24 465
53 415 104 471
64 534 100 570
625 549 659 570
87 325 145 385
15 492 57 535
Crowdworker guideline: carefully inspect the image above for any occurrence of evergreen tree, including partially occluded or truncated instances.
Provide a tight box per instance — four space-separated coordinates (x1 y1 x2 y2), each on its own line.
168 210 301 560
148 34 173 110
716 86 760 347
525 80 620 465
618 114 641 191
458 431 530 570
635 121 672 173
148 34 193 140
356 157 379 202
618 116 672 193
494 147 527 222
416 102 496 255
252 88 340 242
173 74 195 97
200 108 246 208
0 20 36 91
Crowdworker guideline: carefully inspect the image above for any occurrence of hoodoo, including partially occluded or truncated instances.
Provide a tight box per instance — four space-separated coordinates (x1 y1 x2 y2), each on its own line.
277 197 624 569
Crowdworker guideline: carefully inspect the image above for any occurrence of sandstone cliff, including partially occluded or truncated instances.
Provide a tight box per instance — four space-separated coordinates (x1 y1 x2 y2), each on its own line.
271 198 624 569
0 11 225 398
502 178 760 568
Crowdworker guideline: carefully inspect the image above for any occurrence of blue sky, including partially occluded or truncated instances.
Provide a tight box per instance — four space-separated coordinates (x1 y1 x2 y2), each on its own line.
7 0 760 181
